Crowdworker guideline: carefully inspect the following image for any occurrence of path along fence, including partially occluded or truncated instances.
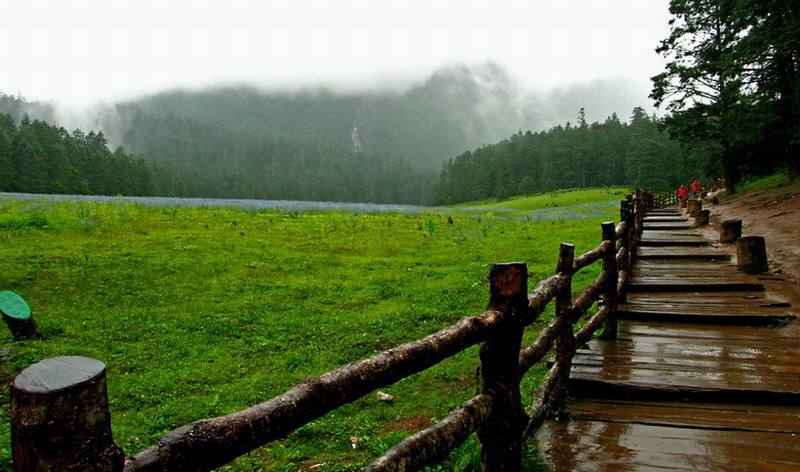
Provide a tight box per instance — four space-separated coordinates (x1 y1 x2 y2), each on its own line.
9 192 658 472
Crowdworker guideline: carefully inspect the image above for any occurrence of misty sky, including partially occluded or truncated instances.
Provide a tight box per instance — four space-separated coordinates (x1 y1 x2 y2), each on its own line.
2 0 671 105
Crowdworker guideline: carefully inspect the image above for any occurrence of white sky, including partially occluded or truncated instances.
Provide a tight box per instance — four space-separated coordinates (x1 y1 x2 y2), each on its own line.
1 0 671 106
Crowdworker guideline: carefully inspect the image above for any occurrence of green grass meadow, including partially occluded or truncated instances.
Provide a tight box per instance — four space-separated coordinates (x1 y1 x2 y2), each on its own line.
0 194 621 471
455 187 629 211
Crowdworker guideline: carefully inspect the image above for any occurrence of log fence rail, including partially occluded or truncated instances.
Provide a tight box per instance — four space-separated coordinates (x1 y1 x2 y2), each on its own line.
10 191 661 472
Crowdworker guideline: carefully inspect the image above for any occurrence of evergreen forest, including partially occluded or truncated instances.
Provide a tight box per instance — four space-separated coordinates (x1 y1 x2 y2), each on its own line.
433 108 687 204
0 113 154 196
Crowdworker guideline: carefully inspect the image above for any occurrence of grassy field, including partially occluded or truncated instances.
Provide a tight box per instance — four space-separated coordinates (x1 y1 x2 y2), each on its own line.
455 187 629 211
0 195 619 471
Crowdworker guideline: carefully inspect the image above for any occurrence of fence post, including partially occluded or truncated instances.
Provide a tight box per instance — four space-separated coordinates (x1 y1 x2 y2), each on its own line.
10 356 124 472
478 263 528 471
550 244 575 412
620 201 634 304
599 222 618 339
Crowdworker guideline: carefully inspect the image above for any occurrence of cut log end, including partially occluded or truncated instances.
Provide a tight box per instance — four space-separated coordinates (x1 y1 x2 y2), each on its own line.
737 236 768 274
13 356 106 394
720 219 742 243
11 356 123 472
694 210 710 227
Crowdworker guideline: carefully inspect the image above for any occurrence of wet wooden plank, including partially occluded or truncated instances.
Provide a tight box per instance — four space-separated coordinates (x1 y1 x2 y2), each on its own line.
617 307 793 324
643 224 694 230
627 291 770 302
641 232 703 239
620 299 790 312
569 333 800 401
620 321 800 341
626 278 764 292
643 216 690 223
638 240 709 247
570 399 800 433
637 246 730 261
537 407 800 471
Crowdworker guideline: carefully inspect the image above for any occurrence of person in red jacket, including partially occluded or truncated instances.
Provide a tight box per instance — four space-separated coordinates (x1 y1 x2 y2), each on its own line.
677 184 687 201
691 179 700 196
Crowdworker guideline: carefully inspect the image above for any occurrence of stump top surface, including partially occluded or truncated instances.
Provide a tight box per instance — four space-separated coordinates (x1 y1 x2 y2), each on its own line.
0 290 31 320
13 356 105 394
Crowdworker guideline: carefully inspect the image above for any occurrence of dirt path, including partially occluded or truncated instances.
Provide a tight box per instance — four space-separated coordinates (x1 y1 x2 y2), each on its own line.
703 183 800 283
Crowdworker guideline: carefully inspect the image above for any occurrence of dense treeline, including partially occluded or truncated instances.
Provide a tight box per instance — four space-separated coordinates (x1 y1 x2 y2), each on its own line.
433 108 688 204
0 113 154 196
652 0 799 189
122 111 435 204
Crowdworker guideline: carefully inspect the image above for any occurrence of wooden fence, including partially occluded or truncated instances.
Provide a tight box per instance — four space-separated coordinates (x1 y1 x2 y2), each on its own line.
9 193 655 472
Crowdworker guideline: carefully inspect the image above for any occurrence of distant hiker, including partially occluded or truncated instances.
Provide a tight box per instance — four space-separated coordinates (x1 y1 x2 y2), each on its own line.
705 186 719 204
677 184 687 201
691 179 700 196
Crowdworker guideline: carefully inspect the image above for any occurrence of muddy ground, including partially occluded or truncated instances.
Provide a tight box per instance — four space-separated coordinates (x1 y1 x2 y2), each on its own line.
703 183 800 282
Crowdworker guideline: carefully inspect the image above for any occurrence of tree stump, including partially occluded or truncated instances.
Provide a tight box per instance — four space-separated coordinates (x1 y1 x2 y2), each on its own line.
737 236 768 273
678 199 687 208
687 199 702 216
0 291 41 341
720 219 742 243
694 210 710 227
10 356 123 472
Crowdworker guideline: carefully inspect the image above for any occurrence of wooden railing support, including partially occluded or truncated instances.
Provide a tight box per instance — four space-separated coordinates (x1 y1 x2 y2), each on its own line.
599 222 618 339
550 244 575 412
478 263 529 471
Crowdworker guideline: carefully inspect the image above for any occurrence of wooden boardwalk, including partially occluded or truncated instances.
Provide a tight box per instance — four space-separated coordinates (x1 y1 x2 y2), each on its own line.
537 206 800 471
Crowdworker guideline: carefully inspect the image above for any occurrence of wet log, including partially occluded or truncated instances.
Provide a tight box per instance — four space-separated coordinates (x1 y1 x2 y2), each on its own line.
365 395 492 472
124 308 508 471
616 246 628 269
570 271 610 322
478 263 528 471
522 361 565 442
572 240 612 272
600 222 618 339
526 274 565 324
720 219 743 243
10 356 123 472
694 209 710 227
0 291 42 341
518 316 567 376
550 244 575 412
737 236 768 274
614 221 627 240
575 305 612 346
687 199 702 216
617 269 628 303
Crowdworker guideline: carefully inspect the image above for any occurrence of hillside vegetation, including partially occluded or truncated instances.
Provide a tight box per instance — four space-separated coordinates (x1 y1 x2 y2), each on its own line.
457 187 629 211
0 194 617 470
